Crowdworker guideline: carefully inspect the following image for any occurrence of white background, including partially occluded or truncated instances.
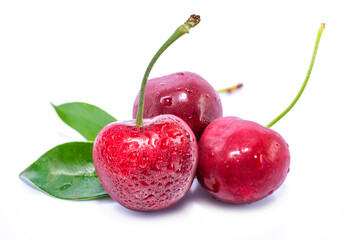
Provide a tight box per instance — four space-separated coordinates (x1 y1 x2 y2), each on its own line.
1 0 350 239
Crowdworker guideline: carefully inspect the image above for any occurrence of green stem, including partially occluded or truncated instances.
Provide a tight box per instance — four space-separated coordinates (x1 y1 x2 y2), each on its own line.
266 23 325 128
136 14 201 126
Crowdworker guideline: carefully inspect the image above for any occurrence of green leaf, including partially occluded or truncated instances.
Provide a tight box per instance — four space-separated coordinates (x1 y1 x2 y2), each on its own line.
52 102 117 141
20 142 109 200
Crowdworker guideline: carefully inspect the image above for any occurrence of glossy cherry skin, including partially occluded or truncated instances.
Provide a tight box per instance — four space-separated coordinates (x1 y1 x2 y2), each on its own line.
197 116 290 204
133 72 223 140
93 114 198 211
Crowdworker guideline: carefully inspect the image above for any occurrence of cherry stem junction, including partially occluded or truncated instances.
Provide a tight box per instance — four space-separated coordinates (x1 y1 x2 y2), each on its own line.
136 15 201 126
266 23 325 128
217 83 243 94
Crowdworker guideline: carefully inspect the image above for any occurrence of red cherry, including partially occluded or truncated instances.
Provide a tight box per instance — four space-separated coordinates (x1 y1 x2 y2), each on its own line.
196 23 325 204
197 117 290 204
93 114 198 211
93 15 201 211
133 71 223 140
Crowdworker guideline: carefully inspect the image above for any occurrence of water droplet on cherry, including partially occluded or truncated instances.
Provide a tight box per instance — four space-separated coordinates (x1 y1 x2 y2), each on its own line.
131 132 139 138
253 154 263 167
160 138 170 149
160 96 173 106
144 194 154 200
185 88 193 93
167 163 174 172
167 130 182 138
139 161 147 169
140 181 149 186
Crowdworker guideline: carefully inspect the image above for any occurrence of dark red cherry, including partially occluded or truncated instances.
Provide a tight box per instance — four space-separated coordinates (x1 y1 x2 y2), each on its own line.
133 71 223 140
197 116 290 204
196 23 325 204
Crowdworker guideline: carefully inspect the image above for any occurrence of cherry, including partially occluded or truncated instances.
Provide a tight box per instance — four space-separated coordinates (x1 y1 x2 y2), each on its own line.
93 15 200 211
93 115 198 210
197 116 290 204
197 23 325 204
133 71 223 140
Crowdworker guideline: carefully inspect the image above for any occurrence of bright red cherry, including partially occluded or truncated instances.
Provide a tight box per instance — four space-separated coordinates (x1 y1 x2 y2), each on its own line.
197 23 325 204
133 71 223 140
93 15 200 211
93 115 198 211
197 116 289 204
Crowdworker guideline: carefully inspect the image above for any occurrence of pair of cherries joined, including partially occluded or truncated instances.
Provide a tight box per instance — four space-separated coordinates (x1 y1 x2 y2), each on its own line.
93 15 325 211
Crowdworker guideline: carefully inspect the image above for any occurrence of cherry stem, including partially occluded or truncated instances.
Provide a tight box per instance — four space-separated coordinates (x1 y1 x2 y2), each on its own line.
217 83 243 94
136 14 201 126
266 23 325 129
